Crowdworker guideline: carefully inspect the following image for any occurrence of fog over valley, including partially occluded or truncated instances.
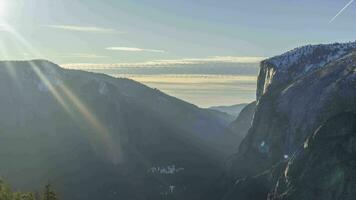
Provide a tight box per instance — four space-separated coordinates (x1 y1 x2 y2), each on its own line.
62 61 259 107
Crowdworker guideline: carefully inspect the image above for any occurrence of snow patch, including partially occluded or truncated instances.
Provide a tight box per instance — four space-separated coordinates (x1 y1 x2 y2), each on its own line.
267 41 356 73
169 185 175 193
160 185 177 196
99 81 108 95
258 141 269 154
148 165 184 175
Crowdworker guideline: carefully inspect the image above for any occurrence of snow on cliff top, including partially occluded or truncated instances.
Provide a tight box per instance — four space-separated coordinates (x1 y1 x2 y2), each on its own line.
264 41 356 73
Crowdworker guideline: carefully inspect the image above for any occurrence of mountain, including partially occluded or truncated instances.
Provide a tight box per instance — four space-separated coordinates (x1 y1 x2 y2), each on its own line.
215 41 356 200
228 101 256 145
3 41 355 200
0 60 237 200
208 103 248 117
205 109 236 124
269 112 356 200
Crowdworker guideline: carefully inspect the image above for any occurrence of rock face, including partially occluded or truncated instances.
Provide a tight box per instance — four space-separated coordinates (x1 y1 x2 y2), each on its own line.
0 60 237 200
223 42 356 200
269 112 356 200
229 101 256 143
257 42 356 99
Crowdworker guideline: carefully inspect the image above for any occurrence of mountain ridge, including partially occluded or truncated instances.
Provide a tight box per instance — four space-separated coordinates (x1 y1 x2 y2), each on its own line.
0 59 238 200
208 103 248 117
218 41 356 200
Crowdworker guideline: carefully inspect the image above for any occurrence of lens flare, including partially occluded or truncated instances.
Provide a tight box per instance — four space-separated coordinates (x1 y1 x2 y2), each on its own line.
0 0 6 18
0 21 122 164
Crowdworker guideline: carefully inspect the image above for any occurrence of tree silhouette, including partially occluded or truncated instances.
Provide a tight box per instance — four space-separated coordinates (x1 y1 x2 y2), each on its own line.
13 192 36 200
41 184 58 200
0 179 58 200
0 179 13 200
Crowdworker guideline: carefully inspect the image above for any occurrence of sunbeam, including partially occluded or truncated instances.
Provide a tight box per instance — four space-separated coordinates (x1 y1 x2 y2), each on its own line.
1 20 122 164
58 83 122 163
29 62 73 114
0 40 21 89
0 0 6 17
0 22 42 58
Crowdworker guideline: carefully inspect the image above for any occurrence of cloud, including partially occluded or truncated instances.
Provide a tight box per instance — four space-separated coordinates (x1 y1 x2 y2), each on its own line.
57 53 108 59
119 74 257 108
61 56 265 69
125 74 257 85
329 0 354 23
45 25 122 33
155 56 265 64
106 47 165 53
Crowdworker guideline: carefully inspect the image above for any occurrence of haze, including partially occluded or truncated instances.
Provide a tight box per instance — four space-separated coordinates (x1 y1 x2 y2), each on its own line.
0 0 354 106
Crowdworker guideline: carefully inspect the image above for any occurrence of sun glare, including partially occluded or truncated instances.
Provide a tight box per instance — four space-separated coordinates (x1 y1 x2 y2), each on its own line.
0 1 6 17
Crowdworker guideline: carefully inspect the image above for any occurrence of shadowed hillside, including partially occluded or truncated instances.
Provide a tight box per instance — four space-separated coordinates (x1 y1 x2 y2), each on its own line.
0 60 238 200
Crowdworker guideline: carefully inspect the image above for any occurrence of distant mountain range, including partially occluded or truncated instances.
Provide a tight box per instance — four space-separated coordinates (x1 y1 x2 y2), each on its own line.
228 102 256 144
208 103 248 117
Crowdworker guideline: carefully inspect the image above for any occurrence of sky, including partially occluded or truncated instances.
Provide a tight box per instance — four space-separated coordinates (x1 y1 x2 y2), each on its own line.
0 0 355 107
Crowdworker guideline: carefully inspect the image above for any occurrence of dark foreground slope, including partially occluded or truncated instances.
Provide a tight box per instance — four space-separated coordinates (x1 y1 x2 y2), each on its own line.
0 60 237 200
217 42 356 200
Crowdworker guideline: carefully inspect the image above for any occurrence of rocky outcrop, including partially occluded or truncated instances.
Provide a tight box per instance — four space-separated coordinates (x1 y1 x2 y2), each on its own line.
223 42 356 200
257 42 356 99
229 101 256 144
269 112 356 200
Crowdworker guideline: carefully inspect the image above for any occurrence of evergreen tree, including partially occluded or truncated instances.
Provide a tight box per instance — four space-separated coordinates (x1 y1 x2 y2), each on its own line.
0 179 59 200
0 179 13 200
13 192 36 200
41 184 58 200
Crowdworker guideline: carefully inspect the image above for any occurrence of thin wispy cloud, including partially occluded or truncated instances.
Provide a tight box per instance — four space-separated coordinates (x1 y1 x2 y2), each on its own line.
106 47 165 53
156 56 265 64
45 25 123 33
61 56 265 69
329 0 354 23
58 53 108 59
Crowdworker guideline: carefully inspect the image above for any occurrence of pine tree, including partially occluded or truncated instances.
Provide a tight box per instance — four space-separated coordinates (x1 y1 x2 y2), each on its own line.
0 179 13 200
41 184 58 200
0 178 50 200
13 192 36 200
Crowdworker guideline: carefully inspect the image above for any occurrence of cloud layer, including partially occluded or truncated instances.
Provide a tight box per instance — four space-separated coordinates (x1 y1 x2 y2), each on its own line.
115 74 257 107
46 25 122 33
106 47 165 53
62 56 265 69
60 58 261 107
58 53 108 59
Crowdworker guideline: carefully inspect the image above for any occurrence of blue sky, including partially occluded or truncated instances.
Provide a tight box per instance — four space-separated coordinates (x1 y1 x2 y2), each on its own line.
0 0 355 106
1 0 355 64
